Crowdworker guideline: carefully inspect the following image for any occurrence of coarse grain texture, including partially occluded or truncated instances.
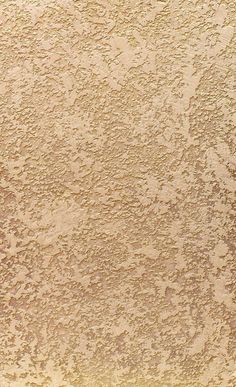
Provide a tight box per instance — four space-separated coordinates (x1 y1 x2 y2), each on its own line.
0 0 235 386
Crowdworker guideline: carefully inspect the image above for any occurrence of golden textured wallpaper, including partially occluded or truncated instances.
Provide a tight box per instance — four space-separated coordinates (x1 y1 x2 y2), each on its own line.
0 0 235 386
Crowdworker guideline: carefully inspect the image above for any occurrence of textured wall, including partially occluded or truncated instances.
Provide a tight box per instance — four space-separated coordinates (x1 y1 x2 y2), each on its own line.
0 0 235 386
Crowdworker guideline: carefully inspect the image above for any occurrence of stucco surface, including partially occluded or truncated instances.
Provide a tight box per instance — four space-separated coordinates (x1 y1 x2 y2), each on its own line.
0 0 235 386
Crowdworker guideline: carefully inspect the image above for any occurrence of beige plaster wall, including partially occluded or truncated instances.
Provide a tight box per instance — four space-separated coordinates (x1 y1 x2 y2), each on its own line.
0 0 235 386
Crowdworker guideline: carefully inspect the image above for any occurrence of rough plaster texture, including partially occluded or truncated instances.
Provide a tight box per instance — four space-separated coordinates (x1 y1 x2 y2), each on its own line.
0 0 235 386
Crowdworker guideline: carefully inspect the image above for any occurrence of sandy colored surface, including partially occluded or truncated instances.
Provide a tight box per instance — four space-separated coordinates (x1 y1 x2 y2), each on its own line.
0 0 235 386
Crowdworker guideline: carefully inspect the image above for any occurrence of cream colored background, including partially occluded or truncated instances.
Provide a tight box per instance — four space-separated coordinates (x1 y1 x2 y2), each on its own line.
0 0 235 386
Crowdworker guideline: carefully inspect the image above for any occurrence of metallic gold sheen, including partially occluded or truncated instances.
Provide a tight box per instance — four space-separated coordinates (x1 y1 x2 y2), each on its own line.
0 0 235 386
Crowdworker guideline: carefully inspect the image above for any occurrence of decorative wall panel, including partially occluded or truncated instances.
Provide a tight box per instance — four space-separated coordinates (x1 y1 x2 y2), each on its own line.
0 1 235 386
